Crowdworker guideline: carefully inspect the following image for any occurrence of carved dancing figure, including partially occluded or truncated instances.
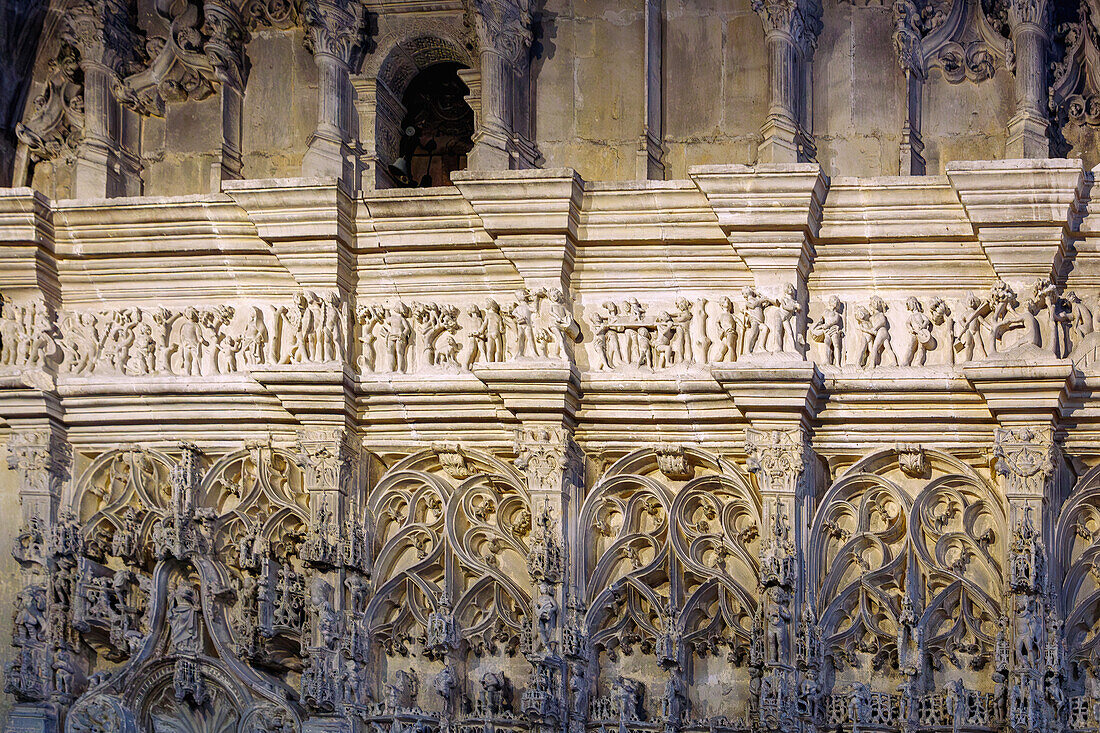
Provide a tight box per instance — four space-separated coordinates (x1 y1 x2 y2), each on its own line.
672 298 693 363
713 297 738 362
867 296 898 366
176 307 205 377
690 298 710 364
741 286 772 355
778 284 802 353
601 302 621 368
902 297 934 366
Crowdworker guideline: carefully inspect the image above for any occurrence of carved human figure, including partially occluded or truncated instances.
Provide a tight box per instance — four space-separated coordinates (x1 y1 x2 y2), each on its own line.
690 298 710 364
956 293 989 362
53 653 77 698
355 304 383 372
435 665 459 718
810 295 843 366
133 323 157 374
655 314 675 368
713 297 738 362
867 296 898 366
14 586 45 646
636 325 652 367
590 311 610 370
741 286 772 355
465 304 487 369
535 582 557 653
480 671 508 715
240 306 268 366
853 305 874 367
484 300 506 362
661 670 689 731
311 578 339 650
602 302 621 368
1014 595 1042 670
319 292 342 362
763 588 791 665
510 290 539 358
382 303 412 373
1066 292 1095 340
988 280 1021 352
620 300 638 364
902 297 934 366
569 664 588 720
1020 295 1045 349
168 583 202 654
778 284 802 353
176 308 205 377
671 298 694 363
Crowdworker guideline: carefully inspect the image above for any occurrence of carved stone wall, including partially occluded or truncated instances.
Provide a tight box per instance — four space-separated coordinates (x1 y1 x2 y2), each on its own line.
6 0 1100 195
0 158 1098 732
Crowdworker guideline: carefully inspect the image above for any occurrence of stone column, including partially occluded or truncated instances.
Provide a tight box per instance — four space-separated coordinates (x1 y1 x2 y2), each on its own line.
61 0 143 198
202 0 249 189
5 427 73 733
751 0 819 164
637 0 665 180
469 0 539 170
1005 0 1051 158
302 0 364 186
892 0 926 175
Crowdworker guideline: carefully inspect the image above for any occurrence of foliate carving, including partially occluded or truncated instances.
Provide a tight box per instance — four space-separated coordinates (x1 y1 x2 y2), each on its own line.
745 427 809 496
896 443 928 478
246 0 302 29
301 0 364 63
994 426 1055 497
61 0 142 70
752 0 822 48
113 0 218 115
471 0 534 64
15 44 85 164
7 429 72 499
654 444 694 481
514 426 579 495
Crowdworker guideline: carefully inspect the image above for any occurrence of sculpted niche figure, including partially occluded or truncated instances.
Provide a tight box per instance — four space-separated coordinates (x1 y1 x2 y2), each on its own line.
168 583 202 655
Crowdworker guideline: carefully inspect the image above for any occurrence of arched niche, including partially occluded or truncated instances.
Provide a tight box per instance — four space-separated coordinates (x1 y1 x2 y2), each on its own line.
356 32 479 190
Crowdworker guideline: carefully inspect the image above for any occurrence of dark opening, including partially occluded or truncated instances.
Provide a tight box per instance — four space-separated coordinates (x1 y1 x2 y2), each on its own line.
388 62 475 188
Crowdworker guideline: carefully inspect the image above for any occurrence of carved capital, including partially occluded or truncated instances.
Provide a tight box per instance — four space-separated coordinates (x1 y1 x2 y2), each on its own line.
302 0 364 64
993 426 1056 498
202 0 250 88
1008 0 1050 32
60 0 141 72
295 429 358 495
752 0 821 50
514 426 581 495
745 427 810 496
472 0 534 65
6 429 71 500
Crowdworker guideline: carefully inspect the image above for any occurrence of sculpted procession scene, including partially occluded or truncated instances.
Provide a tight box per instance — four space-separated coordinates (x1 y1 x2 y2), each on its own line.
5 0 1100 732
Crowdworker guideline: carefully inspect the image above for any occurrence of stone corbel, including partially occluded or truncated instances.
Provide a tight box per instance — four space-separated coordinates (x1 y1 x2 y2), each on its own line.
302 0 366 187
946 158 1083 290
751 0 821 164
